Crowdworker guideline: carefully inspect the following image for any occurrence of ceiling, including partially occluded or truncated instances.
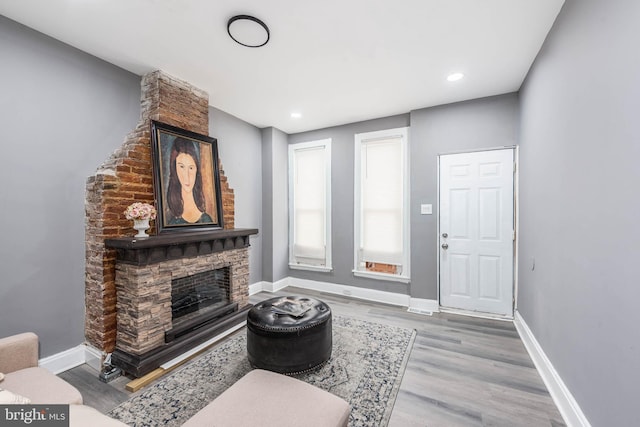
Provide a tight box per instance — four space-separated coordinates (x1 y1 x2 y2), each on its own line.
0 0 564 134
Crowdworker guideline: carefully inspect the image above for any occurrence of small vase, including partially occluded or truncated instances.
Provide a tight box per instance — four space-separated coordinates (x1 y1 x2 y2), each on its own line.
133 218 150 238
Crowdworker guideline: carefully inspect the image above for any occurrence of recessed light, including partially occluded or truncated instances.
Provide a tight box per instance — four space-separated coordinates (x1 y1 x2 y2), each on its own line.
291 112 302 119
227 15 270 48
447 72 464 82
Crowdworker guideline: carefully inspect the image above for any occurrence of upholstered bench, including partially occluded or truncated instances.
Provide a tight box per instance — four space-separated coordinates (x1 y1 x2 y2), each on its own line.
182 369 350 427
247 296 332 373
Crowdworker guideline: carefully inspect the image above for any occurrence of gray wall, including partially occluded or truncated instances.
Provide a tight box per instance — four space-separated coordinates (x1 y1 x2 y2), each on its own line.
518 0 640 425
261 128 274 281
0 16 140 357
209 107 263 284
287 98 518 300
288 115 411 294
409 94 520 299
261 127 289 283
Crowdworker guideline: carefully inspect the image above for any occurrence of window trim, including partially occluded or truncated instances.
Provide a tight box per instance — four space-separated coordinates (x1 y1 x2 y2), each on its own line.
288 138 332 272
353 127 410 282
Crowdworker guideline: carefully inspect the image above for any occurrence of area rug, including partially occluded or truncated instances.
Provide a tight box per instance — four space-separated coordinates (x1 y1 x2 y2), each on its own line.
109 315 416 427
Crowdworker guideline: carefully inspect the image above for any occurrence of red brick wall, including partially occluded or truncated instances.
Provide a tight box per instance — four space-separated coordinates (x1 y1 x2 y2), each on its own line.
85 71 234 353
365 262 399 275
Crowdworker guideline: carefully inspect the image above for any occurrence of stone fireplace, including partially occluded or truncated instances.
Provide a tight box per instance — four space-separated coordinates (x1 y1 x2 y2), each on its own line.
105 229 256 377
85 70 256 376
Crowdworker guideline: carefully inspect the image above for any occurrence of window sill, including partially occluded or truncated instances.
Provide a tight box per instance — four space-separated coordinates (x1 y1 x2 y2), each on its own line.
289 263 333 273
352 270 410 283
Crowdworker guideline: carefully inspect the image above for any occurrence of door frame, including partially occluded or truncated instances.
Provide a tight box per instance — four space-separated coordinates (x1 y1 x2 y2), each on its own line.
436 146 519 319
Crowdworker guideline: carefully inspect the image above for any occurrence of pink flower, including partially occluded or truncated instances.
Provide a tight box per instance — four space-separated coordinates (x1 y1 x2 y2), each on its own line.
124 202 157 220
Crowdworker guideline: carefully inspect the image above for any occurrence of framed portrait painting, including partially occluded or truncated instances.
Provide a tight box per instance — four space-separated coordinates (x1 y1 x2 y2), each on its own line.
150 121 224 233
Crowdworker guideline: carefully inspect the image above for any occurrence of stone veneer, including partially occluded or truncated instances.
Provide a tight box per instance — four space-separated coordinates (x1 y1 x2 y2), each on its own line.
115 248 248 356
85 70 235 354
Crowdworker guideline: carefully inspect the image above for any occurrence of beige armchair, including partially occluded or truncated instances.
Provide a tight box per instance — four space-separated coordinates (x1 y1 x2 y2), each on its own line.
0 332 83 404
0 333 131 426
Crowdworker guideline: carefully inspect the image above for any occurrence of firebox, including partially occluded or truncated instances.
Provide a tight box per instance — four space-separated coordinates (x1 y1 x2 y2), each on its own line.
172 268 229 320
167 267 238 342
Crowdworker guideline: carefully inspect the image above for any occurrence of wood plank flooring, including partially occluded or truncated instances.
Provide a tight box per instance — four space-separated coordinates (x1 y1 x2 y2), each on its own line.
60 287 565 426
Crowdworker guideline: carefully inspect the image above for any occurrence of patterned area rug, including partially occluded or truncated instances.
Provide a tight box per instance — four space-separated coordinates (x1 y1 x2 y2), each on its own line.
109 315 416 427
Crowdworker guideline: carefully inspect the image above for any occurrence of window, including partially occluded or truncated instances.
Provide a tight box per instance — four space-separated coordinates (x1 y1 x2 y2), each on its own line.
354 128 409 282
288 139 332 271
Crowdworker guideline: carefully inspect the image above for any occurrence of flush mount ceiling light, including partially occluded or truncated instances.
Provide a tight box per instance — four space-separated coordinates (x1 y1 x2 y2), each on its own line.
290 112 302 119
227 15 270 48
447 72 465 82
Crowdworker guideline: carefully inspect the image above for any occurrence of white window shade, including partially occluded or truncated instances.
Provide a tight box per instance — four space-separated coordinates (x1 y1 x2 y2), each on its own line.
293 147 326 260
360 138 403 265
289 140 331 270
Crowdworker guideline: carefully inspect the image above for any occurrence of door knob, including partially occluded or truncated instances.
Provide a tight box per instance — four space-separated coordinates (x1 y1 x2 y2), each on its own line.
442 233 448 238
441 243 449 250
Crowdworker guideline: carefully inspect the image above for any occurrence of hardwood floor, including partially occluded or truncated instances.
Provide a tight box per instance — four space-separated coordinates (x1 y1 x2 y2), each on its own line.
61 287 565 426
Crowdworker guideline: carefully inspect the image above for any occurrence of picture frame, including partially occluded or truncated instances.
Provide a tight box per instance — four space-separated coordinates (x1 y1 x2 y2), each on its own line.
150 121 224 233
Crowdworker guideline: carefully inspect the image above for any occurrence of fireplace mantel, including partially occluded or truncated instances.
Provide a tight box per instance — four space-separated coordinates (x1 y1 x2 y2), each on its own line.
105 228 258 266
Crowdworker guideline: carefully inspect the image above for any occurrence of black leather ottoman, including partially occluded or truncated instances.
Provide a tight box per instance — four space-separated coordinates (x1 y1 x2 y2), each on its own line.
247 296 332 374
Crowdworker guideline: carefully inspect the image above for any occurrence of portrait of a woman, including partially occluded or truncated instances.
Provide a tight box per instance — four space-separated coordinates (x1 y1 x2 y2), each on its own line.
151 120 223 232
166 138 214 225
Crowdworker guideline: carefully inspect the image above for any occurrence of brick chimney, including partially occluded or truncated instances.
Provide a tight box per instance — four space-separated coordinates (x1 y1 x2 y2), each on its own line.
85 71 235 354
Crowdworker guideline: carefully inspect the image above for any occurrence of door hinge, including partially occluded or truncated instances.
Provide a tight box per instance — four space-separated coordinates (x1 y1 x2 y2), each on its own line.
513 162 517 173
512 230 516 241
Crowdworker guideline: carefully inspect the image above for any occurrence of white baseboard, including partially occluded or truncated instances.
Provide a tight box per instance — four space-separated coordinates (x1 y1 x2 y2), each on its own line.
408 297 439 314
513 311 591 427
250 277 435 311
249 281 267 295
261 277 290 293
250 279 289 295
287 277 411 307
39 345 86 375
83 344 104 373
253 277 439 313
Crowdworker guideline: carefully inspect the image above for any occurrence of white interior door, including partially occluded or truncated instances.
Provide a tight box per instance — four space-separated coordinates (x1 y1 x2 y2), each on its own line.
439 149 514 316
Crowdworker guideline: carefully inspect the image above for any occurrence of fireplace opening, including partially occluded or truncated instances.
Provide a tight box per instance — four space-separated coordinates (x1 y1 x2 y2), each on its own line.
166 267 237 342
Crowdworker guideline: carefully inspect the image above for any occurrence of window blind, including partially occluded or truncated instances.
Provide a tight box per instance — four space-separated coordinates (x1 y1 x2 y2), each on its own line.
292 145 326 263
360 137 403 265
